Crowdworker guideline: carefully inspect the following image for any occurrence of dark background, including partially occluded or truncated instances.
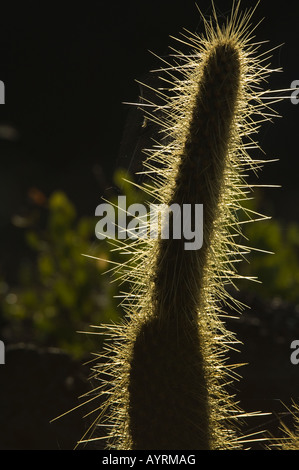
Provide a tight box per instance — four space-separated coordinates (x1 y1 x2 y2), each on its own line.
0 0 299 450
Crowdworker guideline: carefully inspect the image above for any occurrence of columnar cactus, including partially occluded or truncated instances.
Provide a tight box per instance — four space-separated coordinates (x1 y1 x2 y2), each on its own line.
81 1 282 450
128 40 242 451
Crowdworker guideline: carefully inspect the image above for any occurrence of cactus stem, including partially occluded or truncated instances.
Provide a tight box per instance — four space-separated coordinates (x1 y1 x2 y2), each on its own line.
79 1 285 450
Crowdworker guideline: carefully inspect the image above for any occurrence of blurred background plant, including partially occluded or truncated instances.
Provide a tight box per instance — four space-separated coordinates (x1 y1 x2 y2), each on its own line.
237 193 299 304
0 168 146 359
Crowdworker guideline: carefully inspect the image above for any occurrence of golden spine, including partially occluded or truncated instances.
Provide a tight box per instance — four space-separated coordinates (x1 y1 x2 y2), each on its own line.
79 2 284 450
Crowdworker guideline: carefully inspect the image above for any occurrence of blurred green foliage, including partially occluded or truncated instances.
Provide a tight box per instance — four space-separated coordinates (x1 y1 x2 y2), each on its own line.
241 215 299 303
1 168 148 358
1 181 117 357
233 192 299 303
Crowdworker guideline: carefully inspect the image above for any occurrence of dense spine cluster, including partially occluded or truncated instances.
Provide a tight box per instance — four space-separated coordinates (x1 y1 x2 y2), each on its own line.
78 2 283 450
128 42 242 450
